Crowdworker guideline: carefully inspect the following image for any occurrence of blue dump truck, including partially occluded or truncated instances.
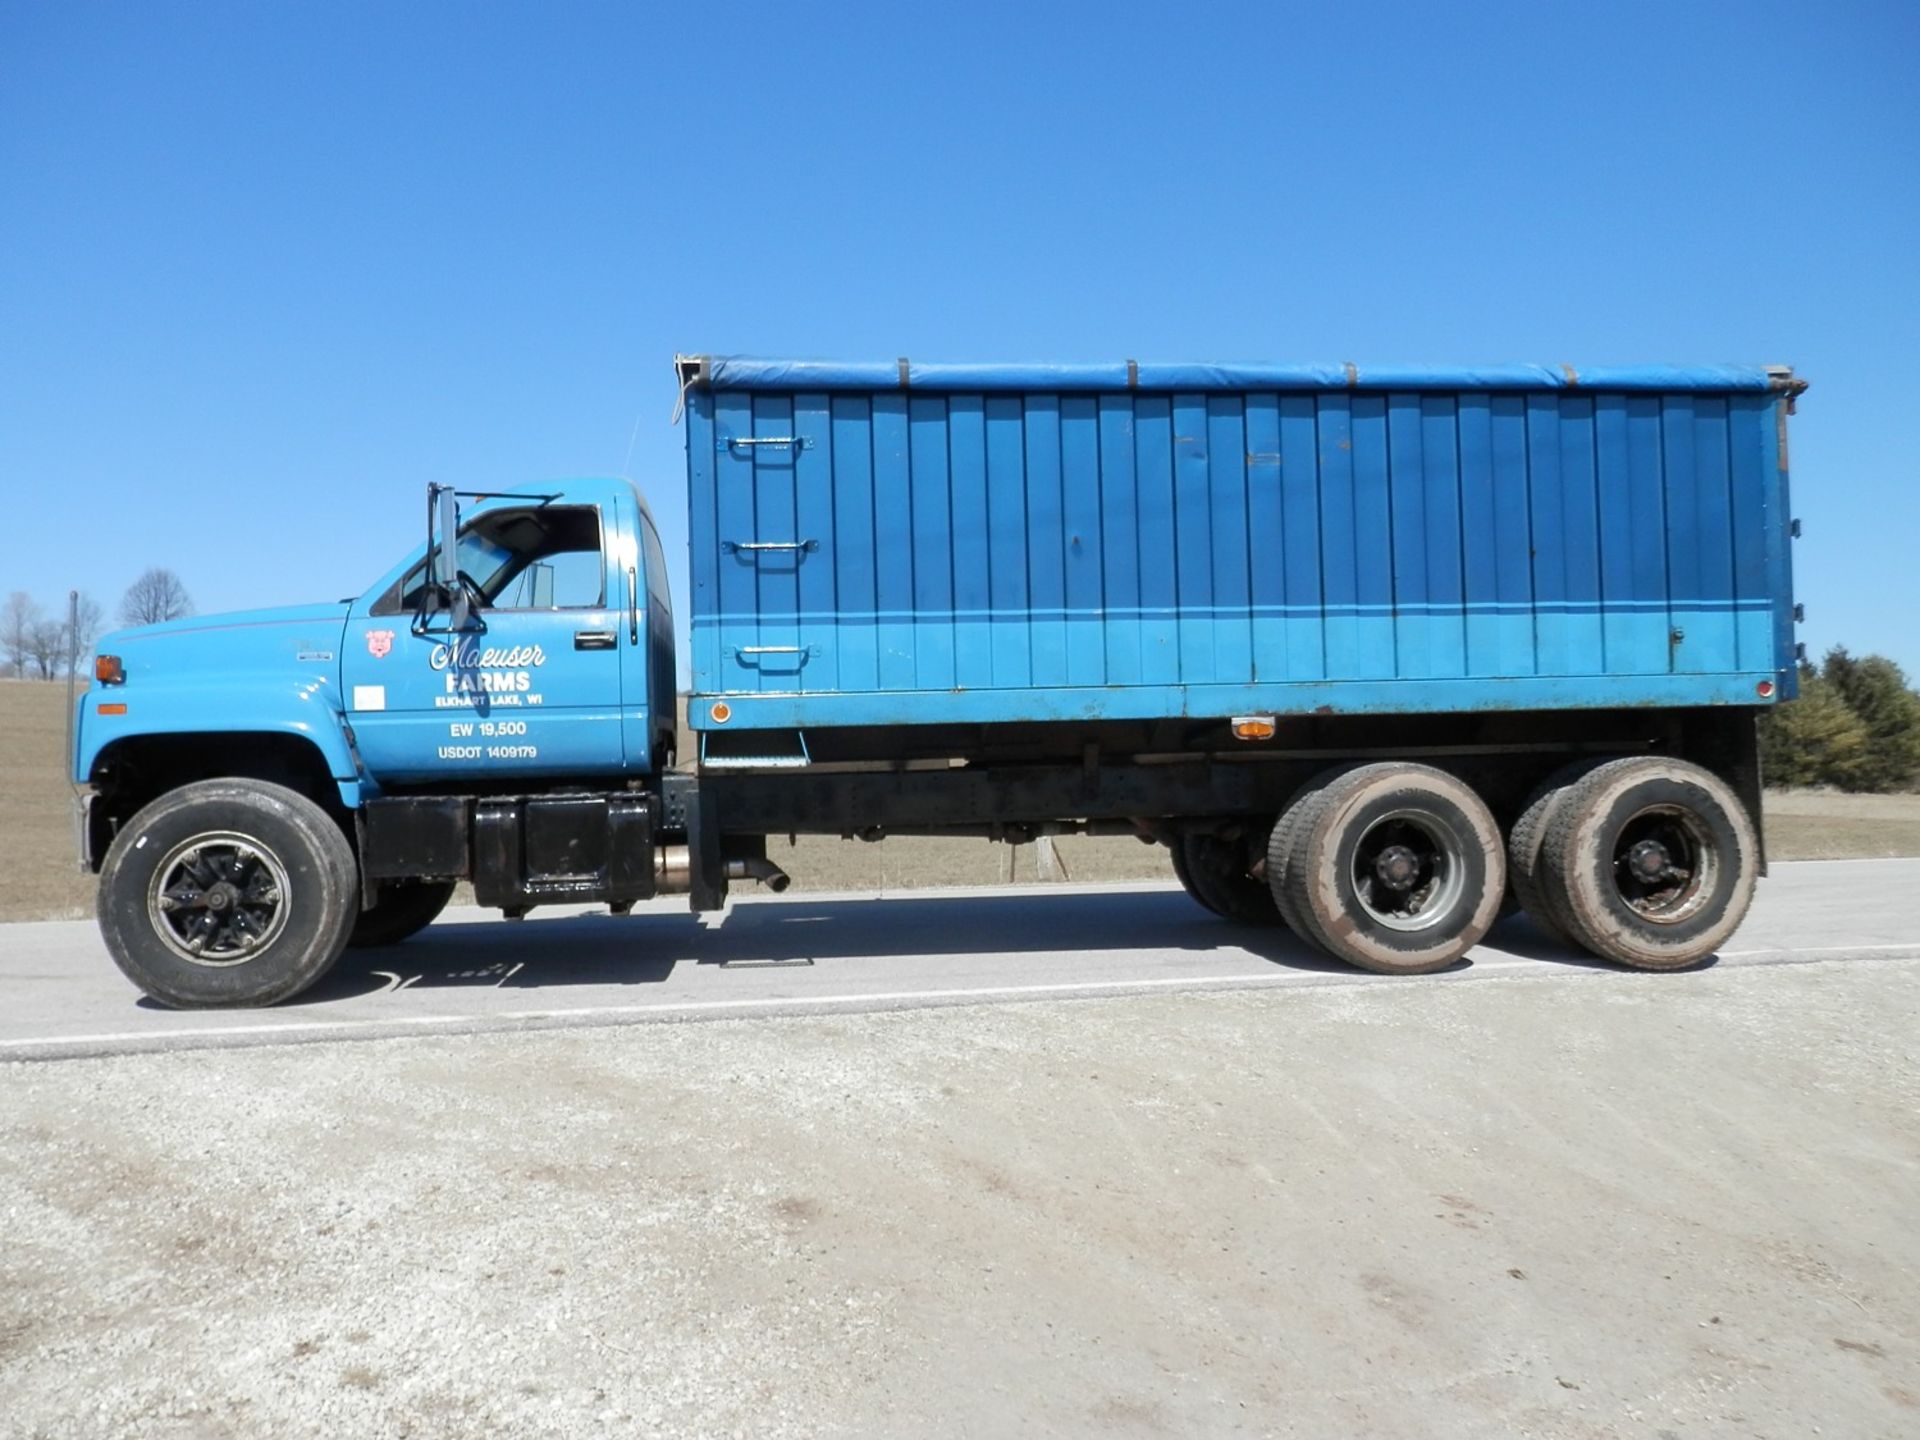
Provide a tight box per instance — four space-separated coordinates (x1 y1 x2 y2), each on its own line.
73 357 1805 1007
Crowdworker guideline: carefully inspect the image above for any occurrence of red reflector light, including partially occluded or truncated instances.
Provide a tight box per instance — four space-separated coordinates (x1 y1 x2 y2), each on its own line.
95 654 124 685
97 703 128 716
1756 680 1776 698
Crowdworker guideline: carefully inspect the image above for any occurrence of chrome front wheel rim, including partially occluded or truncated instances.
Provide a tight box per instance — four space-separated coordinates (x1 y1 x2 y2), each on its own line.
147 831 292 966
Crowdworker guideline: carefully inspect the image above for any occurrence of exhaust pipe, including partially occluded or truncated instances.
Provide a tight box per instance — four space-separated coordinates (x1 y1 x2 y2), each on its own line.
653 844 691 893
725 856 791 893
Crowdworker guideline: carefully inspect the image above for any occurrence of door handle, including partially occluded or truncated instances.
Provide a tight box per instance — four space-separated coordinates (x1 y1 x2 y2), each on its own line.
574 630 617 651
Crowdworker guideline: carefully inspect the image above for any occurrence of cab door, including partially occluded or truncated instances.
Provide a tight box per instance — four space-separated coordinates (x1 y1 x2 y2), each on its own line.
342 500 629 784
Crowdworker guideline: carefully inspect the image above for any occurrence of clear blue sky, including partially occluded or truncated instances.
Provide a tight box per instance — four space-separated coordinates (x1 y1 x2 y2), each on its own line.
3 1 1915 679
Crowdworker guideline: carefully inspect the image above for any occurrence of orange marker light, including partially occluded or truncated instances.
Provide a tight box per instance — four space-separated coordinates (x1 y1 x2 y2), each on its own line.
97 703 128 716
710 701 732 724
95 654 124 685
1231 715 1277 741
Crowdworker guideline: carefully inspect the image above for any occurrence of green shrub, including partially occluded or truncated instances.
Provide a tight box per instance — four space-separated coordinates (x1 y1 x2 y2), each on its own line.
1760 664 1870 788
1820 649 1920 792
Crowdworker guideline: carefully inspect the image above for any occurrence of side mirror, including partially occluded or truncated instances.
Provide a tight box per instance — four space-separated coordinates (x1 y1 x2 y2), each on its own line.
430 485 460 590
419 484 480 632
526 561 555 609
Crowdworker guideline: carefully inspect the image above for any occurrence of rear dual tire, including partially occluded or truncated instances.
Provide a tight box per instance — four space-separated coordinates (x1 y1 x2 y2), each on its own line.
1506 759 1607 949
1538 757 1757 970
1272 764 1505 975
1173 831 1284 927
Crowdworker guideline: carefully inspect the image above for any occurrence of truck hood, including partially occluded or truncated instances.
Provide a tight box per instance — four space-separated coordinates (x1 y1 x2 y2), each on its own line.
75 599 363 788
100 602 354 685
108 600 352 643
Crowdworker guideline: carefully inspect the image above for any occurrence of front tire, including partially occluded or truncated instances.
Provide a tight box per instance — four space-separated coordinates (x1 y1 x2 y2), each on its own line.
97 780 359 1008
1539 757 1758 970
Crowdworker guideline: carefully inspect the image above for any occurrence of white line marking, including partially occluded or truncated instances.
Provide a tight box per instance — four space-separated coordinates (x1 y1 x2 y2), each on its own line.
1761 855 1920 865
5 946 1918 1057
1718 943 1920 957
0 965 1522 1051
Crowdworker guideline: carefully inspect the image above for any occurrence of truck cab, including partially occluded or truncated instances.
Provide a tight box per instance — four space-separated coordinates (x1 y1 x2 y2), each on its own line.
338 479 677 785
76 478 685 1007
80 478 676 806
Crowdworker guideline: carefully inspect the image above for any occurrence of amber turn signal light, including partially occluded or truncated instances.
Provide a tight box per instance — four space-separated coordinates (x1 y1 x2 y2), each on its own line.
1230 715 1277 741
97 702 128 716
710 701 733 724
95 654 125 685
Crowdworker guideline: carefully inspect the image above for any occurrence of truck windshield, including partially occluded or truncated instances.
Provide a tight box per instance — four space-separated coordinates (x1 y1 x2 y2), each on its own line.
377 505 605 614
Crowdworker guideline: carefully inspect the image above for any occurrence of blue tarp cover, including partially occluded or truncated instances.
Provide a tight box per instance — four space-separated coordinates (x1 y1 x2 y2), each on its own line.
686 356 1788 394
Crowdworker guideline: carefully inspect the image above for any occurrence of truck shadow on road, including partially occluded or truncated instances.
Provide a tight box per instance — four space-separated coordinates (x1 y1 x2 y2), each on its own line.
288 888 1632 1005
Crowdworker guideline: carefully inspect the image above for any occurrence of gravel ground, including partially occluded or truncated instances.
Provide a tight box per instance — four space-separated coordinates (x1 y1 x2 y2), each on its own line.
4 957 1918 1439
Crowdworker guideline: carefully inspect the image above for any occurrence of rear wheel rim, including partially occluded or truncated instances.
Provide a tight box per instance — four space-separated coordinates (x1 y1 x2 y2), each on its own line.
148 831 291 966
1609 804 1713 924
1350 808 1462 932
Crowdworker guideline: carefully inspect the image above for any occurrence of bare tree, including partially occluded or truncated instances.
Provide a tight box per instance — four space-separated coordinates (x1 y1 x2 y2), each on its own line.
121 567 194 626
67 591 105 666
25 618 65 679
2 591 41 678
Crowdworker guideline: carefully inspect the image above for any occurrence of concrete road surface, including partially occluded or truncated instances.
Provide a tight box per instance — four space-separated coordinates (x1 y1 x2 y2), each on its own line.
3 861 1919 1438
2 860 1919 1060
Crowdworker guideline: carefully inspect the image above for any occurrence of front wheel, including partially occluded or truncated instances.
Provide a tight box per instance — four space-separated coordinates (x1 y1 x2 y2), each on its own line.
97 780 359 1008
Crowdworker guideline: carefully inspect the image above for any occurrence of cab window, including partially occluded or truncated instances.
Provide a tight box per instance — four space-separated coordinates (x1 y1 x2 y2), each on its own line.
643 518 670 604
378 506 605 614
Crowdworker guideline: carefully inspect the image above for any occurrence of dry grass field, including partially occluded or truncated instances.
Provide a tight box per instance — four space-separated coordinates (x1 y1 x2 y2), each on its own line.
0 679 94 921
1756 786 1920 859
3 677 1916 923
